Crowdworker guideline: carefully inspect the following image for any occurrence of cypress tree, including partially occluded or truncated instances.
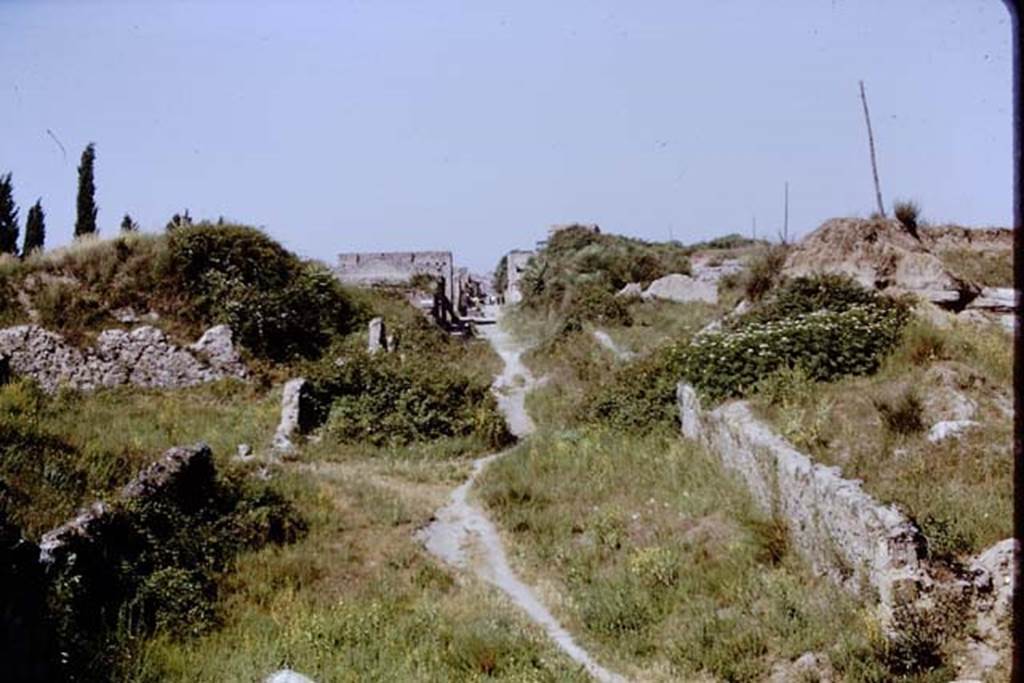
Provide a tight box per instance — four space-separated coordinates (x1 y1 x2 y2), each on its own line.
75 143 98 237
120 213 137 232
22 200 45 255
0 173 19 255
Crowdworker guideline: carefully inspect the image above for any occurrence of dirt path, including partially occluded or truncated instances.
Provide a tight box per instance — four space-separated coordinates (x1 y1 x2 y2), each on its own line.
418 307 625 683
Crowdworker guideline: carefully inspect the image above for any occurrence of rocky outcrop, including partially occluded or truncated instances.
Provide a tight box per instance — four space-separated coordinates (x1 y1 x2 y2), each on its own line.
783 218 980 309
39 444 215 566
918 225 1013 254
642 273 718 304
0 324 247 393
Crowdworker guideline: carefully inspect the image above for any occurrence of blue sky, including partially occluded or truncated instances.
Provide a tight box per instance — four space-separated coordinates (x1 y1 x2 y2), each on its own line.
0 0 1013 271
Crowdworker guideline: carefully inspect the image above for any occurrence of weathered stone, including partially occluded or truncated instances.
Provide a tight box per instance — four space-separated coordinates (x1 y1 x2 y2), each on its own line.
40 444 213 566
769 651 834 683
616 282 643 298
368 317 386 354
642 273 718 304
189 324 247 376
236 443 253 461
966 287 1016 313
265 669 316 683
0 324 247 393
957 539 1016 679
927 419 978 443
783 218 980 308
505 250 534 304
273 378 311 455
677 382 928 623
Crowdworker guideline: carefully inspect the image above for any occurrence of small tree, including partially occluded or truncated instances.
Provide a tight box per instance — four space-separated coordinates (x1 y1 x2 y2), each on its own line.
0 173 20 255
22 199 45 255
75 142 98 237
121 213 138 232
165 209 192 231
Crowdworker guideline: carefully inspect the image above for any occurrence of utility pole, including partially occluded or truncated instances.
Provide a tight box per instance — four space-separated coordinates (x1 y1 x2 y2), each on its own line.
752 215 757 240
859 80 886 217
783 181 789 244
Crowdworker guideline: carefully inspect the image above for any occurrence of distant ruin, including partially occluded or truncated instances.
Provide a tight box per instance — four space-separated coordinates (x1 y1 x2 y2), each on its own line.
504 250 534 304
336 251 456 302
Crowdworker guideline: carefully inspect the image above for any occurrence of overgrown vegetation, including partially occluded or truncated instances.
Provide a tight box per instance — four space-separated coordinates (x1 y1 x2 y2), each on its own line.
0 378 305 681
518 225 691 327
478 428 935 681
893 199 921 237
0 224 361 361
938 247 1014 288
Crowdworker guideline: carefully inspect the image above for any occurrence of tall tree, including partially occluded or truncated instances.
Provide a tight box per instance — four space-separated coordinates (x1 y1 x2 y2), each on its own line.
120 213 137 232
22 200 46 255
75 142 98 237
0 173 19 255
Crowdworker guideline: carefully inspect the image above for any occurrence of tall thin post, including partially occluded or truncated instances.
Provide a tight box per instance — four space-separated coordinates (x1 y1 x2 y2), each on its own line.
752 216 757 240
783 182 789 243
859 80 886 217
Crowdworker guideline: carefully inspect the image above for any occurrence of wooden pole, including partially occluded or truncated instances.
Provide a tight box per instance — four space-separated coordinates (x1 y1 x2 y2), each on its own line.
859 80 886 217
783 181 789 243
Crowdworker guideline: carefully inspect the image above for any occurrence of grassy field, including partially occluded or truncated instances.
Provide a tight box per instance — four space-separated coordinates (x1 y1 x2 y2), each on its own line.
128 455 591 682
476 427 948 682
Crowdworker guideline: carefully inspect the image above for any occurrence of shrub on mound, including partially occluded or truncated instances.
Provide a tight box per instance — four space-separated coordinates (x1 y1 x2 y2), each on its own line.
581 278 910 430
166 224 358 361
306 353 513 449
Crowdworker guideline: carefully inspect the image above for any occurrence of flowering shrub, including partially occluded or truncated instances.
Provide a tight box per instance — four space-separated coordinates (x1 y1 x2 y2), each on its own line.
681 303 909 403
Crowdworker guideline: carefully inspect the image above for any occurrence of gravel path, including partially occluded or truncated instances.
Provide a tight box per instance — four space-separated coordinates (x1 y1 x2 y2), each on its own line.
418 307 625 683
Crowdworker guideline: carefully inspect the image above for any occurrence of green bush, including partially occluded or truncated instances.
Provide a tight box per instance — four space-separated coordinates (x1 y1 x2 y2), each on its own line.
306 353 512 449
739 245 788 301
681 304 909 403
559 281 633 332
893 199 920 236
732 273 887 327
166 224 358 361
873 388 925 436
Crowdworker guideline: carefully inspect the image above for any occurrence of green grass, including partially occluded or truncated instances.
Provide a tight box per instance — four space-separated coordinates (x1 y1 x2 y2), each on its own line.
749 317 1013 557
126 463 591 682
938 247 1013 288
477 427 938 681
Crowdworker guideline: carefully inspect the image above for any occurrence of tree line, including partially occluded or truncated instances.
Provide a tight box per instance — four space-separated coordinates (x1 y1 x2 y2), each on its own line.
0 142 139 258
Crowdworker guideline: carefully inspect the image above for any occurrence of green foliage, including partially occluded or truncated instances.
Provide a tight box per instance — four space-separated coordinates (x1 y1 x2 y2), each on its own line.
732 273 888 327
0 172 19 255
893 199 920 236
166 223 358 361
22 199 45 255
306 352 512 449
519 225 690 326
121 213 138 233
75 143 98 237
493 254 508 295
682 304 909 403
558 280 633 332
939 247 1013 288
917 514 975 565
739 244 789 301
873 387 924 436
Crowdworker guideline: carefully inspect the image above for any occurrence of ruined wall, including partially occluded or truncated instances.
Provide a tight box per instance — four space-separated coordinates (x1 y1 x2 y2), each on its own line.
335 251 455 302
505 250 534 304
0 324 246 393
677 384 929 620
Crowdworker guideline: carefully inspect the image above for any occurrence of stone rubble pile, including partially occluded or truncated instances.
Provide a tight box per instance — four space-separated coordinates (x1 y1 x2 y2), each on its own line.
0 323 247 393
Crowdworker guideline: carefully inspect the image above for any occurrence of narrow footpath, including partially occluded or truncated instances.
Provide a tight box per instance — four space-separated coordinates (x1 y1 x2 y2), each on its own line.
418 307 625 683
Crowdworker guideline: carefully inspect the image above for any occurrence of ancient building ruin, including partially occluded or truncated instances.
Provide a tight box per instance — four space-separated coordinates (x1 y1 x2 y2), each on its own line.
335 251 456 303
504 250 534 304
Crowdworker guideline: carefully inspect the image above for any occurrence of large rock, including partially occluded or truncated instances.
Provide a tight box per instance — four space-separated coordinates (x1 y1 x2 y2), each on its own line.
783 218 980 309
265 670 316 683
0 324 247 393
957 539 1017 679
965 287 1016 313
642 273 718 304
273 378 312 455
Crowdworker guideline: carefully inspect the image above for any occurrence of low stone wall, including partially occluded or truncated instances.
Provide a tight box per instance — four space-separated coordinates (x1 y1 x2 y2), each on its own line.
0 323 246 393
678 382 1015 675
677 384 927 619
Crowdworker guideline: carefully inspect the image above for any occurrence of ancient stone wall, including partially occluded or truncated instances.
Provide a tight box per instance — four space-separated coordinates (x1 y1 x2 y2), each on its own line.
335 251 455 302
677 384 927 620
505 250 534 304
0 324 246 393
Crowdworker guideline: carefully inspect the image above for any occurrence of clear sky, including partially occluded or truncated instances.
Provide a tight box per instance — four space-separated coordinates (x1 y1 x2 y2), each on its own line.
0 0 1013 272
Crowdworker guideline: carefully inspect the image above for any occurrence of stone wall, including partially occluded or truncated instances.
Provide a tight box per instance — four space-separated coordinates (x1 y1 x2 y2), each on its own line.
0 324 246 393
677 384 927 620
677 382 1015 675
336 251 455 302
505 250 534 304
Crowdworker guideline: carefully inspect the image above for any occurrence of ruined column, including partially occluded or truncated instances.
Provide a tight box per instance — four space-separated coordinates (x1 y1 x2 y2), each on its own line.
368 317 387 354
